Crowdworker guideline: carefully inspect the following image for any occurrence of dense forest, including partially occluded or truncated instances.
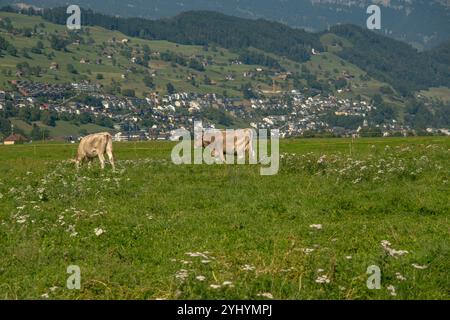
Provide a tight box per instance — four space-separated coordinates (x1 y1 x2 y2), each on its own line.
329 25 450 96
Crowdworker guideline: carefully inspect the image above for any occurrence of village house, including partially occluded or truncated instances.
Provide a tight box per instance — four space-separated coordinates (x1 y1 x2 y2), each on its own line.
4 133 27 145
49 62 59 70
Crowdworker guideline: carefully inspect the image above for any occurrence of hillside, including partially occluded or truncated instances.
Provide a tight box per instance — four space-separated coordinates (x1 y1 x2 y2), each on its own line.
10 118 111 138
2 0 449 49
0 10 401 100
0 10 449 140
33 7 450 97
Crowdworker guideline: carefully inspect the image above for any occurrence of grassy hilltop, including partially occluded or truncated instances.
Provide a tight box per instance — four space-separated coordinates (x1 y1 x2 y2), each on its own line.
0 137 448 299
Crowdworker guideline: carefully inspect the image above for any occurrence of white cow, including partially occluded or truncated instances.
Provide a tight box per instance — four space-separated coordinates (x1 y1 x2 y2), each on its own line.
75 132 115 171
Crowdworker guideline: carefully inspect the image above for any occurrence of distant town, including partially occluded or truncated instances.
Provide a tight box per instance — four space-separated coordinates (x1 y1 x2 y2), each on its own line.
1 79 449 144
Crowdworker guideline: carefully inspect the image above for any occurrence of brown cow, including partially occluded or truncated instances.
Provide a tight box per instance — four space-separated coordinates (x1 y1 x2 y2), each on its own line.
198 128 256 163
75 132 115 171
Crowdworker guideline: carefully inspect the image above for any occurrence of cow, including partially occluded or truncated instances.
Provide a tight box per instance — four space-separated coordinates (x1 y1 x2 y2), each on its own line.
197 128 256 163
74 132 115 171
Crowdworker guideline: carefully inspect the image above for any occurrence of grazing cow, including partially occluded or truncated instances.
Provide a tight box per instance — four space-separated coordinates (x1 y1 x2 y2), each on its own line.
75 132 115 171
198 129 256 162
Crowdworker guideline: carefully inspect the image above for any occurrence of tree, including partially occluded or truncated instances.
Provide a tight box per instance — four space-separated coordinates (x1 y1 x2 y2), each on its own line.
41 110 57 126
50 35 68 51
188 58 205 71
166 82 175 95
30 124 49 140
6 44 17 56
203 75 211 85
334 78 347 90
0 117 11 137
122 89 136 97
242 82 257 100
66 63 78 74
143 75 154 89
36 40 44 50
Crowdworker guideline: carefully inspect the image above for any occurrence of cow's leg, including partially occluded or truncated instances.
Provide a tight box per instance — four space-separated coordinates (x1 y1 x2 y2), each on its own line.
98 154 106 170
75 155 85 170
106 136 115 171
107 150 115 171
87 157 93 169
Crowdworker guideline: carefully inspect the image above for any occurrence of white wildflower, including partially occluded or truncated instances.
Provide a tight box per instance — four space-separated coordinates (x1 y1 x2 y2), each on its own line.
257 293 274 299
381 240 408 258
315 275 331 284
222 281 234 287
310 224 323 230
175 269 189 281
395 273 407 281
196 276 206 281
412 263 428 270
94 228 105 236
210 284 221 289
186 252 209 259
387 285 397 296
241 264 256 271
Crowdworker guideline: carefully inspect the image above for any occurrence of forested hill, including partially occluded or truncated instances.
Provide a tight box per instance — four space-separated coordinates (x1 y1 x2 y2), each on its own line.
40 8 323 63
1 0 449 49
3 5 450 96
427 41 450 65
328 25 450 96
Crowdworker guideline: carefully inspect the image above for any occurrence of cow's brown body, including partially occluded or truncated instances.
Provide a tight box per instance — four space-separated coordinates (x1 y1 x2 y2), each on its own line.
199 129 255 162
75 132 115 170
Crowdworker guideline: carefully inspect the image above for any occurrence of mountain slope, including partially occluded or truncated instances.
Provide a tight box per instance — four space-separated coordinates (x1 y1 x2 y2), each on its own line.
1 0 449 49
40 8 322 63
1 10 449 139
27 7 450 96
328 25 450 95
0 10 392 100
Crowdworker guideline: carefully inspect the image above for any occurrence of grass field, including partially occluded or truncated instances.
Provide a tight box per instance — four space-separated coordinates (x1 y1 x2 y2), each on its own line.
0 137 449 299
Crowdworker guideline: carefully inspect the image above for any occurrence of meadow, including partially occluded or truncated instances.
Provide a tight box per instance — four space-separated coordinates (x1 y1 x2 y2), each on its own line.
0 137 449 299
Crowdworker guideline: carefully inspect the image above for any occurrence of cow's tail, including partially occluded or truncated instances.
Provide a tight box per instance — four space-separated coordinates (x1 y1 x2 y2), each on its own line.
105 133 116 171
105 133 114 157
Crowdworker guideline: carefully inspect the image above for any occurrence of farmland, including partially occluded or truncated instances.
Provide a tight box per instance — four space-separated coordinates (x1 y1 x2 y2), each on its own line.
0 137 449 299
